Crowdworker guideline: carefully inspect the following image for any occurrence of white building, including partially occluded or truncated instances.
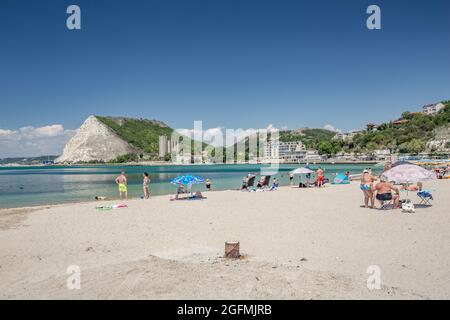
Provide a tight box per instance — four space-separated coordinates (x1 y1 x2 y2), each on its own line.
333 130 361 142
159 136 180 158
159 136 168 157
373 149 391 161
263 141 320 163
304 150 322 161
423 103 445 115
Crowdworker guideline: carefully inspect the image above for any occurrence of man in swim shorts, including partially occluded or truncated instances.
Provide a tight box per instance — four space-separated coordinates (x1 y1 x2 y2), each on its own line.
316 167 324 187
115 171 128 200
374 175 400 208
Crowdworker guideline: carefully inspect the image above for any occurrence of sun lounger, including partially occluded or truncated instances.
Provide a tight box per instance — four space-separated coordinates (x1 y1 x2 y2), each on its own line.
257 175 271 189
247 175 256 188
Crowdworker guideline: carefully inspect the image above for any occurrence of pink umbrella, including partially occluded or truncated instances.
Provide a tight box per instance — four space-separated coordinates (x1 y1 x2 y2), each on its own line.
382 164 435 184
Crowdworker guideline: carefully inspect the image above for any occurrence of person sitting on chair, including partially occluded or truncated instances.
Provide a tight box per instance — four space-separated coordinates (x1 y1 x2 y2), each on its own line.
256 177 265 189
374 176 400 208
270 178 279 190
175 183 186 199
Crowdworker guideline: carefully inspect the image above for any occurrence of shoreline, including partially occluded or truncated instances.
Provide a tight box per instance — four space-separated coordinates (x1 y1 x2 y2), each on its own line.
0 160 382 168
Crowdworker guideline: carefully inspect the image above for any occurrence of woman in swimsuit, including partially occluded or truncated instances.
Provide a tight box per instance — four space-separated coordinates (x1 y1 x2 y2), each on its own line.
360 169 376 208
143 172 150 199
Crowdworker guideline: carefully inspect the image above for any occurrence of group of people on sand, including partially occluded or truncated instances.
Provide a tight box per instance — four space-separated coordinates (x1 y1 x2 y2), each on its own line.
113 171 151 200
288 167 325 188
112 172 213 201
360 169 399 209
434 165 449 179
359 168 424 209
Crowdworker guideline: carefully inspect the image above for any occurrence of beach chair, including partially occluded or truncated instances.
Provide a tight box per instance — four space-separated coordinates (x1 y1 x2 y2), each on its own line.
417 190 433 206
257 175 271 189
247 175 256 188
377 193 394 210
379 199 393 210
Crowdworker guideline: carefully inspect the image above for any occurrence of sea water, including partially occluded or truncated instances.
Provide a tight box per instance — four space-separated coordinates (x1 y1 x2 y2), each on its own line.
0 163 379 208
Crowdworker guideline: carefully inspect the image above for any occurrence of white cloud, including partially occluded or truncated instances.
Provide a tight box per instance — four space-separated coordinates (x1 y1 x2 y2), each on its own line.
19 125 66 139
324 124 342 133
0 129 20 140
0 124 76 158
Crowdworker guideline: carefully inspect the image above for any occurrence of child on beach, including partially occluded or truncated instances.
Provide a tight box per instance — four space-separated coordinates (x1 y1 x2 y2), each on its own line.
205 178 211 191
143 172 150 199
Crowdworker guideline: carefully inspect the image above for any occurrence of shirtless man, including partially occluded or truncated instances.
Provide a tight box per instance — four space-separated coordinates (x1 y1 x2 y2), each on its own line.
115 171 128 200
374 176 400 208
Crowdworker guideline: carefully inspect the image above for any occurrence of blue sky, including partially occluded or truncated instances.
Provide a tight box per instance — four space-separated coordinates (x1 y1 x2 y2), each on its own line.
0 0 449 156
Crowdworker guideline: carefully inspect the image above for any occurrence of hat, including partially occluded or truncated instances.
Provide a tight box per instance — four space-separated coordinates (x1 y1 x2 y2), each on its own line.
363 169 369 173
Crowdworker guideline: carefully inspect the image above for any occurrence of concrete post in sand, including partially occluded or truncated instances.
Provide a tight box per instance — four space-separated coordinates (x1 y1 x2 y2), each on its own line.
224 241 240 259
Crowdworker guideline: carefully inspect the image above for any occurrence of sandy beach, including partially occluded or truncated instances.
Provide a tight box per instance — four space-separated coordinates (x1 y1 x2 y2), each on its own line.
0 179 449 300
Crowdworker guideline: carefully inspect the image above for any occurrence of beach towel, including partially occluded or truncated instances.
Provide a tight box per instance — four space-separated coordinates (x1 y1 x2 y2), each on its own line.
96 204 128 211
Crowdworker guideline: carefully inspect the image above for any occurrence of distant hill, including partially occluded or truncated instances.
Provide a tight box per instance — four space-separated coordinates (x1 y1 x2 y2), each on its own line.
225 101 450 158
56 115 174 164
349 101 450 154
0 156 58 166
96 116 173 155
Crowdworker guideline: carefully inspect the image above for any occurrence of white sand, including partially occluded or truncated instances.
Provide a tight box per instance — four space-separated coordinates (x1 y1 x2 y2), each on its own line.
0 180 449 299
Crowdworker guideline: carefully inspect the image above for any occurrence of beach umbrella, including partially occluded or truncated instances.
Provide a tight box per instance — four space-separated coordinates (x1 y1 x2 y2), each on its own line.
290 167 313 175
170 175 205 185
391 160 413 168
382 164 435 184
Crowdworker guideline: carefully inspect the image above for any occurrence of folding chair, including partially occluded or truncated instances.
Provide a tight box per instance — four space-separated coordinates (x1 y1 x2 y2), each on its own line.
379 199 393 210
417 191 433 206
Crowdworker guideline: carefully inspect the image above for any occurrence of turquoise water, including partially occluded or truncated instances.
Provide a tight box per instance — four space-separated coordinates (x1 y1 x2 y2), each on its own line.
0 164 379 208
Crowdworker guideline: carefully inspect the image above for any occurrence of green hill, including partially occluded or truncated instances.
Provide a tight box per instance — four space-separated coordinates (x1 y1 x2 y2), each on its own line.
96 116 173 157
350 101 450 154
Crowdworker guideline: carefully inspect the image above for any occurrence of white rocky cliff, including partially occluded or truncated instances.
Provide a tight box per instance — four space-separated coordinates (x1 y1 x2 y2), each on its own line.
56 116 135 163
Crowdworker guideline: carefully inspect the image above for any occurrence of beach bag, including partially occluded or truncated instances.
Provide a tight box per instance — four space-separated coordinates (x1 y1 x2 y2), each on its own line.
402 200 415 213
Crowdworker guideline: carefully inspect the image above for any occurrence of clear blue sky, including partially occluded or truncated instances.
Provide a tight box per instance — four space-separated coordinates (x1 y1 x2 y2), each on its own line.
1 0 449 133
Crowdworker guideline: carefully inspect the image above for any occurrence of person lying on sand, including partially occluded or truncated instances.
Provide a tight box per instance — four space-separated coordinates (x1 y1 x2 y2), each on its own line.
403 182 423 192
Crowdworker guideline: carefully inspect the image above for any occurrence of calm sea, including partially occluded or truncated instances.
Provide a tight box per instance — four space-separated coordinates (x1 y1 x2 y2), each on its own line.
0 163 379 208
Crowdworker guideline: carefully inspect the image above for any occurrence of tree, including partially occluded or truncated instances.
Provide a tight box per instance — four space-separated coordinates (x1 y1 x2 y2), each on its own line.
317 141 333 155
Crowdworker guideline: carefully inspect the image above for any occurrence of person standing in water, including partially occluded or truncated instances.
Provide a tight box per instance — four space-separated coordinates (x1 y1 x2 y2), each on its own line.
115 171 128 200
143 172 150 199
205 178 211 191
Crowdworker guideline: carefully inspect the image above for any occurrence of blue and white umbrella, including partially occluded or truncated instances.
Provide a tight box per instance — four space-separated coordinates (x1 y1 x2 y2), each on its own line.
170 175 205 185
